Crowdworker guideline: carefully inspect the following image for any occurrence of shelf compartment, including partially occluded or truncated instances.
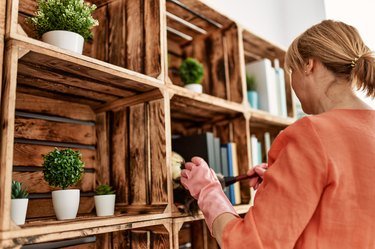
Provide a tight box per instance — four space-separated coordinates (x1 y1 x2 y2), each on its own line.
250 109 295 129
166 0 244 104
170 92 252 206
2 215 171 247
10 39 163 111
0 36 168 235
172 204 250 248
11 0 163 79
242 29 295 118
12 91 169 220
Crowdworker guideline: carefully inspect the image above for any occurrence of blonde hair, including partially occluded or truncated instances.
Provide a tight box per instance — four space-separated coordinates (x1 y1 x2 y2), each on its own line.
285 19 375 98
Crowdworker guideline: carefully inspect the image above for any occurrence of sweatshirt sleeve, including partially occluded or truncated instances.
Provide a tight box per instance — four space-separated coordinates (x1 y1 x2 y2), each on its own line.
222 117 328 249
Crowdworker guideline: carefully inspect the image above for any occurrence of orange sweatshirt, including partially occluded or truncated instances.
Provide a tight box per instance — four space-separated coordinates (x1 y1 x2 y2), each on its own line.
222 109 375 249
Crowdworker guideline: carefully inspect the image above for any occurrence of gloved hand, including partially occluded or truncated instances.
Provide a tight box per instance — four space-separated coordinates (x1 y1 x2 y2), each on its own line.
181 156 239 234
247 163 268 190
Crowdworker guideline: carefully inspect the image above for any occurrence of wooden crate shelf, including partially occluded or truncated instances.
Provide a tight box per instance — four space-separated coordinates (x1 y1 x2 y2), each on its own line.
1 0 297 248
9 0 164 79
10 39 164 110
242 29 295 118
166 0 244 104
2 217 172 248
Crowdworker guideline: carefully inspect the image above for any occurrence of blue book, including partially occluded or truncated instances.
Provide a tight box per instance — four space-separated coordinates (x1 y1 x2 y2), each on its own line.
226 143 235 204
220 146 230 199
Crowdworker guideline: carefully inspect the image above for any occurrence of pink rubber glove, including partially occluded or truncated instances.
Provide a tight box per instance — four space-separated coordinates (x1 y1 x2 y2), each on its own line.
180 156 239 234
247 163 268 190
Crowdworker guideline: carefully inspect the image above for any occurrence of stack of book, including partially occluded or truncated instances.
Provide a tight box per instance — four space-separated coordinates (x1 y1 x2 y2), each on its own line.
172 132 242 205
245 58 288 117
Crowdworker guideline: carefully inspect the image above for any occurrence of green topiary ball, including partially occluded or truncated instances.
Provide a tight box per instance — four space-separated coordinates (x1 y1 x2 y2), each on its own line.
42 148 84 190
179 57 204 85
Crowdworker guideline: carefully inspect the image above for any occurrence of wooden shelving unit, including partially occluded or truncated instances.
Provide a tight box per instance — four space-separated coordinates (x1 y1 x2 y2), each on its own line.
0 0 295 248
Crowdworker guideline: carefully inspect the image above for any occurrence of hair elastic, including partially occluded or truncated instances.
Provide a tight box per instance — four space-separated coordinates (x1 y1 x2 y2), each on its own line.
351 57 359 68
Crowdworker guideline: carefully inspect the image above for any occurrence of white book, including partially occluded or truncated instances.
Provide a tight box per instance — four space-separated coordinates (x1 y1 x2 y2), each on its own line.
229 143 241 205
246 59 278 115
274 59 288 117
250 135 260 166
264 132 271 161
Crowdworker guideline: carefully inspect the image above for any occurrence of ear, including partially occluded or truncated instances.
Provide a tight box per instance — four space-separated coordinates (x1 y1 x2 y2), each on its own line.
304 58 315 74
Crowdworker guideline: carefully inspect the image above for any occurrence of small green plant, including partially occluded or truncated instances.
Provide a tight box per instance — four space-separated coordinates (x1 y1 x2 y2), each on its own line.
11 181 29 199
95 184 115 195
42 148 84 189
27 0 99 40
179 58 204 85
246 74 257 91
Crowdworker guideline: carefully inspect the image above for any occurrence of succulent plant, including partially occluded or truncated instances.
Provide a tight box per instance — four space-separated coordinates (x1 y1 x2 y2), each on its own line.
95 184 115 195
11 181 29 199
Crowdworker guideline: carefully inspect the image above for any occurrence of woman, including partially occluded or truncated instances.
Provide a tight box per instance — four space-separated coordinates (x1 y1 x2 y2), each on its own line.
181 20 375 248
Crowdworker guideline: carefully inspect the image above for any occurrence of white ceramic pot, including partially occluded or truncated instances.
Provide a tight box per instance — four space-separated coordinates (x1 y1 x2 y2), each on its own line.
11 199 28 225
52 189 80 220
94 194 116 216
184 83 203 93
42 30 84 54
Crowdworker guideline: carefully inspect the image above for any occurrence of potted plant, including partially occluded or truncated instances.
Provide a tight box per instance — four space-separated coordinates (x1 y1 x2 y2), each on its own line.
94 184 115 216
27 0 99 54
246 73 258 109
179 57 204 93
10 181 29 225
42 148 84 220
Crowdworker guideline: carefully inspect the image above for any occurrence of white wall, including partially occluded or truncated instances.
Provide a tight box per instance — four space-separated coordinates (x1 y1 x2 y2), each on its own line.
201 0 326 49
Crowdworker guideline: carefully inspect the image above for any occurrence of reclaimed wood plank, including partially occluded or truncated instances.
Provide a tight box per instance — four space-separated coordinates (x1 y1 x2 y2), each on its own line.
112 230 131 249
94 233 111 249
224 26 243 103
18 50 157 93
17 62 135 98
144 0 161 77
26 197 94 218
16 92 96 121
94 89 162 113
131 230 148 249
12 171 95 193
110 109 129 204
126 0 144 74
17 73 120 104
232 117 251 204
206 30 226 99
191 221 205 249
107 0 126 68
95 112 110 185
16 84 103 107
18 0 37 16
14 118 96 145
18 14 37 38
166 1 225 33
0 45 19 230
13 143 96 168
85 6 108 62
185 38 209 93
129 103 147 205
151 228 170 249
0 0 5 35
149 100 168 205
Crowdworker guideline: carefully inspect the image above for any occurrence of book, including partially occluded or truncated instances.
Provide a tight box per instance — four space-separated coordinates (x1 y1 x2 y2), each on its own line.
250 135 260 166
246 58 278 115
172 132 215 169
225 142 241 205
212 137 222 174
264 132 271 161
220 146 231 199
274 59 288 117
